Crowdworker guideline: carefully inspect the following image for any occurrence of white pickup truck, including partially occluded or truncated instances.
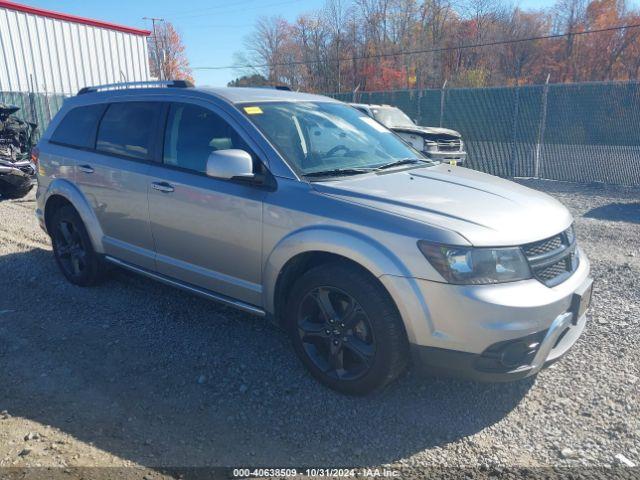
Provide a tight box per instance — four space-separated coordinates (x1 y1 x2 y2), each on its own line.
351 103 467 165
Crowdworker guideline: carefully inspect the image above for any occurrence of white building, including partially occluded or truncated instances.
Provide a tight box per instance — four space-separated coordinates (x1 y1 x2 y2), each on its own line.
0 0 151 95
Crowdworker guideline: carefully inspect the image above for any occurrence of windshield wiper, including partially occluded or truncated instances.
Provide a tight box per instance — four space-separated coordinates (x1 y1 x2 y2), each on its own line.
303 168 373 178
374 158 427 170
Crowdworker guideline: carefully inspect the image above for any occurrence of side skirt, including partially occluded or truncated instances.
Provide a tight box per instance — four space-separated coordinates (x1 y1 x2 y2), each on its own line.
104 255 266 317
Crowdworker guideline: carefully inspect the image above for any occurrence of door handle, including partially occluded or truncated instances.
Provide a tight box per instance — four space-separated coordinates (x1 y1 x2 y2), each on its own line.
151 181 175 193
78 164 94 174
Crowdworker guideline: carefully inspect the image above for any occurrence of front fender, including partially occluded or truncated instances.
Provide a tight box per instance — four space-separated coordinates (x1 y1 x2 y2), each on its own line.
42 179 105 253
262 225 411 314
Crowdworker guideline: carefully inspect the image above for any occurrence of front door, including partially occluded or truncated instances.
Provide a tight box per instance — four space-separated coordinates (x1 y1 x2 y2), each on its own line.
148 101 265 306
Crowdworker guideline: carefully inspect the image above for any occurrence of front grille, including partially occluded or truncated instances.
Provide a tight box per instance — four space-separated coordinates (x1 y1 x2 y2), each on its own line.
522 226 579 287
537 258 571 282
436 139 462 152
522 235 563 258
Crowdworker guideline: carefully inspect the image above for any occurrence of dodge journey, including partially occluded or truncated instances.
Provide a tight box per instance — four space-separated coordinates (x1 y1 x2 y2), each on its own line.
35 81 593 394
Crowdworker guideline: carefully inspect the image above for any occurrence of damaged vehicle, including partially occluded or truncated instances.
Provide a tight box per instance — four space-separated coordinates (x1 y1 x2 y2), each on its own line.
0 103 37 199
36 82 592 395
351 103 467 165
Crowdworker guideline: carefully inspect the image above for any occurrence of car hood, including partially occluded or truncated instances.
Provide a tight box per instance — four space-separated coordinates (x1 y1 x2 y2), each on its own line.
311 164 572 246
389 125 462 137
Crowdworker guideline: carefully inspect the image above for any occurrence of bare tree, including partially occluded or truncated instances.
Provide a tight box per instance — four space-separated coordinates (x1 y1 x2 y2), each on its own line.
324 0 353 92
244 16 292 83
233 0 640 91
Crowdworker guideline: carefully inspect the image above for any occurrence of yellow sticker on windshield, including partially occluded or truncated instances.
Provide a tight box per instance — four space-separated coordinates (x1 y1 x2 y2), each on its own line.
244 106 263 115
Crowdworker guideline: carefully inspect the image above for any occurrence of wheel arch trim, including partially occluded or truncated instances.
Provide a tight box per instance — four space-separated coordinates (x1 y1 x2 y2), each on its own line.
262 225 412 316
43 179 105 253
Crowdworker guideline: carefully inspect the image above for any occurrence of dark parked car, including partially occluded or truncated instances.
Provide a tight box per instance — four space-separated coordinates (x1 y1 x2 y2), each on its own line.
0 103 37 199
351 103 467 165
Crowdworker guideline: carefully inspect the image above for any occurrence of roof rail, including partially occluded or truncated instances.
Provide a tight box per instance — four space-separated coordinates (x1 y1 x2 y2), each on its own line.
250 85 292 91
77 80 194 95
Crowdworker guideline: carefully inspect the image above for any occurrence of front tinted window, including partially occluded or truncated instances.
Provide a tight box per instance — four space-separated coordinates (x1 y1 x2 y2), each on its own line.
96 102 159 160
51 104 106 148
163 103 250 173
242 102 423 175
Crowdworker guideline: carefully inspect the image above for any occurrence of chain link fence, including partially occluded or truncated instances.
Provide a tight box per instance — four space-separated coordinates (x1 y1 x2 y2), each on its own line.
3 83 640 185
332 81 640 186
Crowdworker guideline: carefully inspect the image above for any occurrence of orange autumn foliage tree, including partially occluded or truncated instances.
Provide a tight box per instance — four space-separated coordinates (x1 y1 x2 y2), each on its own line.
148 22 193 84
238 0 640 92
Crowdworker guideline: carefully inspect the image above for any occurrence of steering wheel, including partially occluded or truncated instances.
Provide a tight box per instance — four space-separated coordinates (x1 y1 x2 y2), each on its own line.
323 145 350 158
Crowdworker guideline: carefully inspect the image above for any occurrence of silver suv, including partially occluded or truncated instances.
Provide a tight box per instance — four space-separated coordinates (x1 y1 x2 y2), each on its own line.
35 81 593 394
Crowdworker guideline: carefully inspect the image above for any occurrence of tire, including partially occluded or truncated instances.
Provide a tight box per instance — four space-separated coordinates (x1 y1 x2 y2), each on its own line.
286 262 408 395
50 205 105 286
0 177 34 200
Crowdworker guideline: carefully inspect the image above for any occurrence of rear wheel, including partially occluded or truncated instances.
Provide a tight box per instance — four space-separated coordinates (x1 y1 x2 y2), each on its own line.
286 263 408 395
50 206 105 286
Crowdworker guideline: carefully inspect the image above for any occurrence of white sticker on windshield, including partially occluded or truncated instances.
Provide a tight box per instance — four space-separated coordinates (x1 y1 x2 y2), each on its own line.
360 116 391 133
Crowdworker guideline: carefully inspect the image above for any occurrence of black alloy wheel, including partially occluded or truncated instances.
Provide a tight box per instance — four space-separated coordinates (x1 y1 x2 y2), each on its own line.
50 205 105 286
297 285 376 381
287 262 408 395
54 218 88 278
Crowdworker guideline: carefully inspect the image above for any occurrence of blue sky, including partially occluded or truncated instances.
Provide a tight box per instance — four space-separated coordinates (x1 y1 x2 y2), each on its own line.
27 0 565 87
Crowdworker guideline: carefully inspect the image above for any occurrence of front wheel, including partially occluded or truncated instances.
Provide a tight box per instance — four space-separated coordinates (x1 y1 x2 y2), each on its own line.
286 263 408 395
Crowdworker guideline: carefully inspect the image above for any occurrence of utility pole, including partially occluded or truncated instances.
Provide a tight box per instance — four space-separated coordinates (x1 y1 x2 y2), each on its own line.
143 17 165 80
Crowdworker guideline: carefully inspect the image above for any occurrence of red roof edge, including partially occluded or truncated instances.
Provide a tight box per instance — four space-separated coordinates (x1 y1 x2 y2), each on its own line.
0 1 151 36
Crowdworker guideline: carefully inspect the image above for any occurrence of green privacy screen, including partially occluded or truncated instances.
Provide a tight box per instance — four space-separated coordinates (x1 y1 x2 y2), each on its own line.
4 83 640 185
0 91 67 141
331 81 640 186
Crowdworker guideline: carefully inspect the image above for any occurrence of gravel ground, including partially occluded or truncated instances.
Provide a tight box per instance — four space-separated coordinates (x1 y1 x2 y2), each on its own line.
0 179 639 479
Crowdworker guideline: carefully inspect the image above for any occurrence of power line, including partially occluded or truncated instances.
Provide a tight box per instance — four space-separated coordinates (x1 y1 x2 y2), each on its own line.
162 0 260 18
193 23 640 71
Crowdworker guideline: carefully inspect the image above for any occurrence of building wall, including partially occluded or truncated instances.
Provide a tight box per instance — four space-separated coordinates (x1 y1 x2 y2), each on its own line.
0 3 150 95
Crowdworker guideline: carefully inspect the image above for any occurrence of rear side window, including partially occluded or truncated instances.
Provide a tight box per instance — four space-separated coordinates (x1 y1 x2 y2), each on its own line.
163 103 250 173
96 102 160 160
50 104 106 148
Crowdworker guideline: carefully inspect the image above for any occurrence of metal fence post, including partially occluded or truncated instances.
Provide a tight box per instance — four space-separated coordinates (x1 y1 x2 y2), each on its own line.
510 84 520 177
440 79 447 127
352 84 360 103
43 91 51 124
535 74 551 179
28 74 37 125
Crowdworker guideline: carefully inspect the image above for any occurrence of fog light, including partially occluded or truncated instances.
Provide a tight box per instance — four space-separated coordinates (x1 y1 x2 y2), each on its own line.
500 341 540 368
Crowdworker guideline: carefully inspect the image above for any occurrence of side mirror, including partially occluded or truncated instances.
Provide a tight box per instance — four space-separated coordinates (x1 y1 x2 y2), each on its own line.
206 149 255 181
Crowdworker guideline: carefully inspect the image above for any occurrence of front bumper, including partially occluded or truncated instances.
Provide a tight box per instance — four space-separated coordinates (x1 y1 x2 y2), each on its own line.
424 150 467 165
379 249 592 382
410 306 588 381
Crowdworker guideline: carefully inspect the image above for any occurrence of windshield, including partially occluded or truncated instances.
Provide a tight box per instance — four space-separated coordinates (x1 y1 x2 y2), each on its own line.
240 102 426 176
371 107 415 128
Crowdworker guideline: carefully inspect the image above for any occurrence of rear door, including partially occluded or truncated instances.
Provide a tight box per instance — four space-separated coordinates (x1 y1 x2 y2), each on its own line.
74 101 162 270
46 103 107 192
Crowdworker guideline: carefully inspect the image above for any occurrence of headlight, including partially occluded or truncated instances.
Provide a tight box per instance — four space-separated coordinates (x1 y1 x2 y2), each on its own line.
417 241 532 284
